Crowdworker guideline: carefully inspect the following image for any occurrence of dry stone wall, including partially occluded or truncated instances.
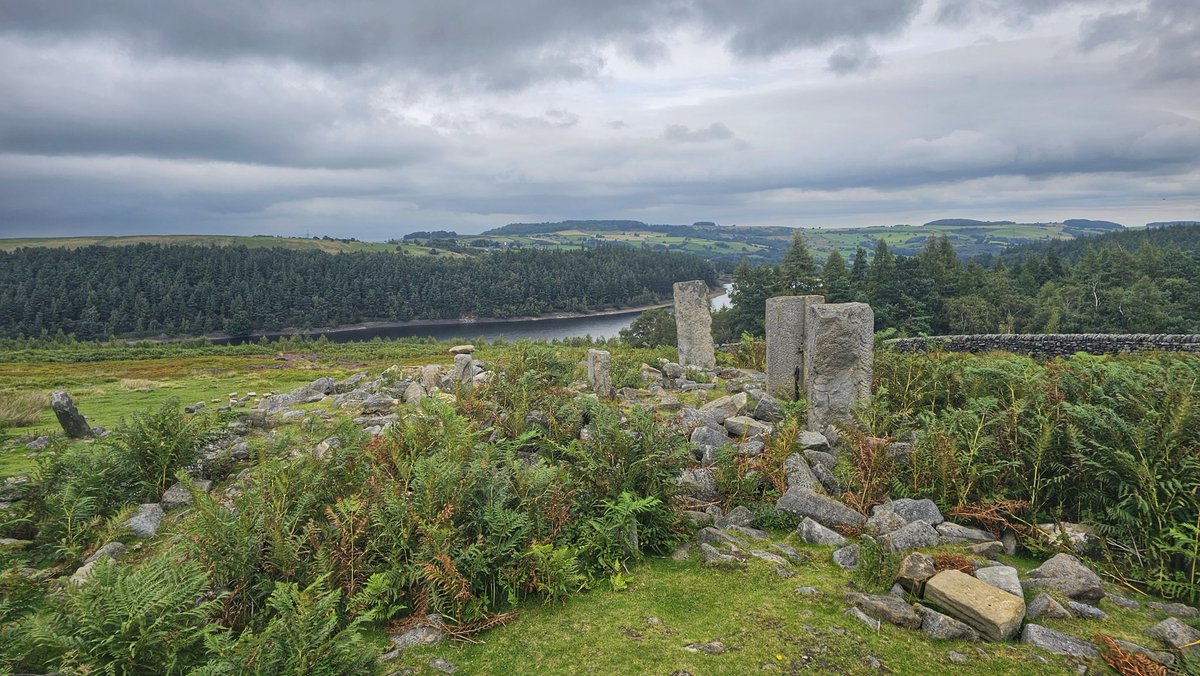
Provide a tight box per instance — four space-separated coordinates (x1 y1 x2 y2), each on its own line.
887 334 1200 358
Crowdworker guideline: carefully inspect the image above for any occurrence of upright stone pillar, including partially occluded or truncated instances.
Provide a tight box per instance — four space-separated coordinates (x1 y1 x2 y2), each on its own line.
586 348 613 398
804 303 874 431
673 280 716 368
765 295 824 401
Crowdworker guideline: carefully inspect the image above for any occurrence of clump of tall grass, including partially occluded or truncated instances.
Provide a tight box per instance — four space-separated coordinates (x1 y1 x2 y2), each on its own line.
0 390 46 429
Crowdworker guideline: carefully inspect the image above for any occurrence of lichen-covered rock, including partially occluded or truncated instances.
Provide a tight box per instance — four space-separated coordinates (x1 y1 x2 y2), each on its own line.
1067 601 1107 620
673 281 716 368
1147 601 1200 619
798 517 846 547
775 487 865 529
51 391 93 438
1025 593 1071 620
784 453 822 493
1024 553 1105 602
917 605 980 641
678 468 718 501
125 503 165 538
724 415 771 438
974 565 1022 598
161 479 212 511
885 498 944 526
936 522 996 544
1021 624 1099 659
715 505 754 529
880 520 940 553
923 570 1025 642
845 593 922 629
833 544 860 570
896 552 936 593
1146 617 1200 657
804 302 873 431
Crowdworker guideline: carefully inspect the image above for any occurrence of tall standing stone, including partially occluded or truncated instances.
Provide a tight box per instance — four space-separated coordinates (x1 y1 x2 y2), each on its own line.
587 349 613 398
50 391 93 438
673 280 716 368
765 295 824 400
804 303 873 431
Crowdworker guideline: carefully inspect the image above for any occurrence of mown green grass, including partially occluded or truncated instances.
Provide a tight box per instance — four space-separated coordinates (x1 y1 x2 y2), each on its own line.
388 540 1091 675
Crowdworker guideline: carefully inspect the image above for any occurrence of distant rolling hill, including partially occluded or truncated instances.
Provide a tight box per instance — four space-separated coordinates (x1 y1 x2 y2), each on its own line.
478 218 1132 264
0 234 460 257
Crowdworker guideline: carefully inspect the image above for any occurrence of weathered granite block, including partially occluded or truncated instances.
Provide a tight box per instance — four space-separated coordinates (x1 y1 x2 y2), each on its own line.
586 349 613 398
673 280 716 368
804 303 873 431
765 295 824 401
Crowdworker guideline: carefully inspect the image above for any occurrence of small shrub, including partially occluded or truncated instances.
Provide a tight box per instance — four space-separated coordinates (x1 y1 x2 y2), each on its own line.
851 537 900 594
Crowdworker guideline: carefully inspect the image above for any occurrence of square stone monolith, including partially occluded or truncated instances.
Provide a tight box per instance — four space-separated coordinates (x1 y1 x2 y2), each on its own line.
673 280 715 368
804 302 873 431
765 295 824 401
586 349 613 398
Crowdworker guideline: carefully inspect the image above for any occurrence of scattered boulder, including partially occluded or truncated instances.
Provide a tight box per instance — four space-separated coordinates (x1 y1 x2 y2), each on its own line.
1035 522 1097 554
1021 624 1099 659
846 593 922 629
775 487 865 529
699 543 743 569
974 565 1022 598
389 615 445 651
969 541 1005 558
803 449 836 469
160 479 213 511
833 544 860 571
885 498 944 526
1025 592 1071 620
917 605 980 641
714 505 754 529
845 606 881 631
798 517 847 547
752 395 783 422
727 525 768 541
1145 617 1200 657
448 344 475 355
83 541 127 565
723 415 771 438
808 461 842 495
51 391 93 438
880 521 940 553
309 376 337 395
865 508 908 535
935 522 996 544
698 527 749 551
1147 600 1200 619
678 466 718 500
1067 601 1107 620
896 552 936 593
798 431 830 450
1107 594 1140 611
26 436 50 451
784 453 822 493
125 503 165 538
699 393 747 424
1024 553 1105 602
923 570 1025 642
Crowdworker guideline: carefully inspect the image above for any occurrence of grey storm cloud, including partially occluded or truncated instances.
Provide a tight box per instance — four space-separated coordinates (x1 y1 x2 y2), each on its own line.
0 0 1196 237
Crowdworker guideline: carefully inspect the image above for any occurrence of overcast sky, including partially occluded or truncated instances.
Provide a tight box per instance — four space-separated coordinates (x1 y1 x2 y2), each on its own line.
0 0 1197 239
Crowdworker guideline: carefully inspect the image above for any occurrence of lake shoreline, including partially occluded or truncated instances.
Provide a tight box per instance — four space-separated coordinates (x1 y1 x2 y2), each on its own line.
162 285 730 344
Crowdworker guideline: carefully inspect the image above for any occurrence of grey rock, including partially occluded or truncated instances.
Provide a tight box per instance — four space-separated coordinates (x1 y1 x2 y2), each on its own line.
846 592 922 629
948 650 969 664
678 468 718 501
698 527 749 550
586 349 613 398
1035 522 1098 554
936 522 997 544
805 302 873 431
918 606 981 641
125 503 165 538
1107 594 1140 610
1147 600 1200 618
772 544 808 565
403 381 426 404
1001 529 1018 556
809 461 842 494
691 425 731 453
699 393 747 424
429 657 457 674
661 362 685 379
896 552 936 593
795 585 820 596
26 436 50 451
969 541 1005 558
784 453 822 493
833 544 860 570
699 543 743 568
161 479 212 510
865 507 909 535
1021 624 1099 659
51 391 93 438
1145 617 1200 656
752 394 784 422
887 498 944 526
723 415 771 438
1111 638 1175 666
390 617 445 651
845 606 881 631
924 570 1025 642
1025 553 1105 602
728 525 768 541
804 449 836 468
765 294 824 401
1067 601 1107 620
673 280 716 368
749 549 791 567
737 440 765 457
880 520 940 553
798 517 847 546
69 559 105 586
775 487 865 529
975 565 1022 598
309 376 336 395
1025 593 1071 620
683 510 713 527
83 541 127 565
334 371 370 393
715 505 754 529
798 431 831 451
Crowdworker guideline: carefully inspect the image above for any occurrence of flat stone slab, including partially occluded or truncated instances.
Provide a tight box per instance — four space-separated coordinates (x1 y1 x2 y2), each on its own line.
975 565 1022 598
923 570 1025 642
1022 624 1099 659
798 517 846 547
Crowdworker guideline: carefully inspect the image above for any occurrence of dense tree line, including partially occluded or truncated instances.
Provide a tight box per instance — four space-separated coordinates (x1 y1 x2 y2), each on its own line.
0 244 715 339
715 227 1200 341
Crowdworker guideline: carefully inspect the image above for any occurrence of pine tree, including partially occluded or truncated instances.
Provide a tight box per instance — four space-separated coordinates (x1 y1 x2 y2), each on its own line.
777 231 820 294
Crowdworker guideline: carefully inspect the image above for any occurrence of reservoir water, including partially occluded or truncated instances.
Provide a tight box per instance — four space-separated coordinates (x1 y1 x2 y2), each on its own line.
228 283 732 344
